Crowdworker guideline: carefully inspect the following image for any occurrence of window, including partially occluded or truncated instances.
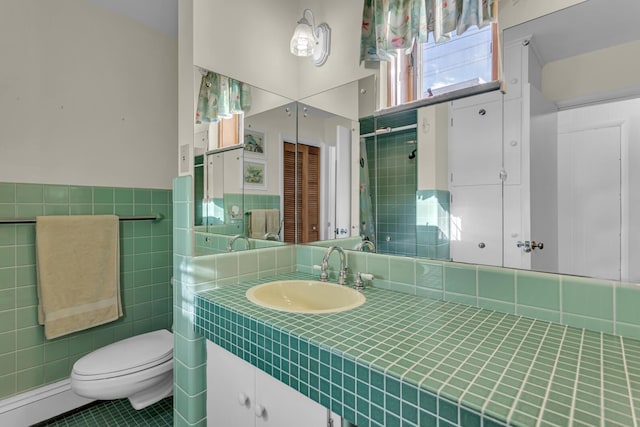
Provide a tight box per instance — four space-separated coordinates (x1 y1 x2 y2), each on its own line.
386 23 497 108
421 24 495 96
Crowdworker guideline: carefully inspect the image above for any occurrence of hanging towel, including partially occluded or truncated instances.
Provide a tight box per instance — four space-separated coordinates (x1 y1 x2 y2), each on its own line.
36 215 122 339
249 209 266 239
265 209 280 235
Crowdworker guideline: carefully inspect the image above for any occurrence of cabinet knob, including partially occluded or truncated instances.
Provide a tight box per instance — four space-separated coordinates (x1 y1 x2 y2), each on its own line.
255 404 267 418
478 242 486 249
237 392 250 408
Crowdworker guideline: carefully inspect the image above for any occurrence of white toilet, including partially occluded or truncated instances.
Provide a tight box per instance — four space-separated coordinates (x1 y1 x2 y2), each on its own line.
70 329 174 410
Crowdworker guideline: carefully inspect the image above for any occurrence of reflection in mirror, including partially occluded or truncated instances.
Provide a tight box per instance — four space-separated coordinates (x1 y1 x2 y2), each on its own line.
258 101 356 245
192 67 293 255
192 70 363 255
354 0 640 282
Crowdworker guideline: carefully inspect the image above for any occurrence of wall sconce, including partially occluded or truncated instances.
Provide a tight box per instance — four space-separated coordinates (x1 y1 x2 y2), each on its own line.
289 9 331 67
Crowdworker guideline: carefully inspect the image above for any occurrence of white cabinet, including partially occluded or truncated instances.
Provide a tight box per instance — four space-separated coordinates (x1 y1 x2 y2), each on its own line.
206 340 335 427
450 185 502 266
449 91 504 267
448 91 503 186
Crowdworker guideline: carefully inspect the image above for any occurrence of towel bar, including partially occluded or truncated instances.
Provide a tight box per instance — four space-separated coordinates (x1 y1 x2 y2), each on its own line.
0 213 164 225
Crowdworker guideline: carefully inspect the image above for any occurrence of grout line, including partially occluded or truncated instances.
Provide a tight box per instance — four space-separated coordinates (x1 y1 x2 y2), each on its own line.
479 317 537 415
600 333 605 427
567 328 585 426
613 281 617 336
535 325 568 427
475 265 479 307
505 321 552 424
514 271 519 315
619 337 638 427
559 275 564 324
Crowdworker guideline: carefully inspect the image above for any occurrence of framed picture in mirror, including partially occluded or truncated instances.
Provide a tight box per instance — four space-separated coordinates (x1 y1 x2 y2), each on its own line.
243 128 266 157
243 159 267 190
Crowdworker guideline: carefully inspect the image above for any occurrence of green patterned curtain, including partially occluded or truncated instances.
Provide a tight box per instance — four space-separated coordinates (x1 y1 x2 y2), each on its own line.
195 71 252 124
361 0 496 62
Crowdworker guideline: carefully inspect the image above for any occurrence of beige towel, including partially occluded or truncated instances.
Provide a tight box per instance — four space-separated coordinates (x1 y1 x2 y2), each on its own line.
36 215 122 339
265 209 280 234
250 209 266 239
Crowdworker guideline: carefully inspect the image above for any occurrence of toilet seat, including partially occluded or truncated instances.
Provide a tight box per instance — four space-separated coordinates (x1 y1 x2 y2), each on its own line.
72 329 173 380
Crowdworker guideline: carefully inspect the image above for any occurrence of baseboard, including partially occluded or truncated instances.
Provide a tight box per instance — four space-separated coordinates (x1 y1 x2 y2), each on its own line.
0 379 95 426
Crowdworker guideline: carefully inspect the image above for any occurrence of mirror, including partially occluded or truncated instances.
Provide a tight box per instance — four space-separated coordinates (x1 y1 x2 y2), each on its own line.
309 0 640 283
192 68 361 255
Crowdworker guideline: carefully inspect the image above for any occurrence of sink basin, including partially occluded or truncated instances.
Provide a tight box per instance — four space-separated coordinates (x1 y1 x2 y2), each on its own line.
246 280 365 314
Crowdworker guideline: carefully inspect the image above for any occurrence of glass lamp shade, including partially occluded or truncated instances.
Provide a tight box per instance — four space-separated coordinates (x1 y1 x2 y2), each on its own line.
290 22 316 57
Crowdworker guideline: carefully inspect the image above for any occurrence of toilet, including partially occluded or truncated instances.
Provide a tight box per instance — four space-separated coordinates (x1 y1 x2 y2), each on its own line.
70 329 174 410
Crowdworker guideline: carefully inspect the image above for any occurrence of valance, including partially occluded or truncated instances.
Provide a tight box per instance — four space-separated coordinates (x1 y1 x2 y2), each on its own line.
195 72 251 124
361 0 496 62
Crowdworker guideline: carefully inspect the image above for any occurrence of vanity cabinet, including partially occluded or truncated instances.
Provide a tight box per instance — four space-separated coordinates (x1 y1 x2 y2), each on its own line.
206 340 334 427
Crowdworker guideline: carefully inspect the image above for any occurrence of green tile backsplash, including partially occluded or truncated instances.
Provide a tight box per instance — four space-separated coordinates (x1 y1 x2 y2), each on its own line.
0 182 173 400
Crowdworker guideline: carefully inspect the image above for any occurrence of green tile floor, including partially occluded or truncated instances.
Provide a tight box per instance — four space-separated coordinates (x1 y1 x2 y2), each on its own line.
35 397 173 426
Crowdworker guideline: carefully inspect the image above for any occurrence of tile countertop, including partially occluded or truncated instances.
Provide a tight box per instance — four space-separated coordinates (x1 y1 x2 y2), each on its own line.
194 272 640 427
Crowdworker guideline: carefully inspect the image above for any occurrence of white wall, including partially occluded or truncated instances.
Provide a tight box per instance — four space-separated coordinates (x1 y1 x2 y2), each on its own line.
295 0 375 99
193 0 300 100
542 40 640 105
417 104 449 191
243 107 296 196
499 0 587 30
0 0 178 189
193 0 375 103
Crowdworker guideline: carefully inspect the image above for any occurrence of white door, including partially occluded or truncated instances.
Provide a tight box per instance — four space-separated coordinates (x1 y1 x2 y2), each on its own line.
206 341 255 427
557 126 621 280
254 368 327 427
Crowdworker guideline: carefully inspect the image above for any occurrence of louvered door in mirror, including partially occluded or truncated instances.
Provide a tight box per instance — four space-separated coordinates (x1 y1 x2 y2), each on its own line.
282 142 320 243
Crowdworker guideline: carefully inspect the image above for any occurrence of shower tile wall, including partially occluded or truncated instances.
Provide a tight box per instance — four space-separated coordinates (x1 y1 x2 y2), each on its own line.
367 130 418 257
0 182 173 400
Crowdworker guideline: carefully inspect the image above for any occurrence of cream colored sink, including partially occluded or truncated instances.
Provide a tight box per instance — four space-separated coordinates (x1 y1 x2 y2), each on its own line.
246 280 365 314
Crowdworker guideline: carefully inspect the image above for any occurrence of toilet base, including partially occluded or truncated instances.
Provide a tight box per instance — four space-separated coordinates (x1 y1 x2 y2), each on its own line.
129 372 174 410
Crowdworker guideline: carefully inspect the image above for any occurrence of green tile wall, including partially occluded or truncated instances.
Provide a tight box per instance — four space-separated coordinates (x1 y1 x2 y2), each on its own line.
365 129 418 257
172 176 206 427
0 182 173 400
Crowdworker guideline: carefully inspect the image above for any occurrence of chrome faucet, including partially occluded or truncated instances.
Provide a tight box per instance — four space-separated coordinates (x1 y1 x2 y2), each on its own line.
227 234 250 252
320 246 348 285
355 239 376 253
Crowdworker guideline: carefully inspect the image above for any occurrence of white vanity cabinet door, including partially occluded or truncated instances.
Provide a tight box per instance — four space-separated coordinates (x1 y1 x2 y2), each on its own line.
206 340 333 427
254 368 327 427
206 340 255 427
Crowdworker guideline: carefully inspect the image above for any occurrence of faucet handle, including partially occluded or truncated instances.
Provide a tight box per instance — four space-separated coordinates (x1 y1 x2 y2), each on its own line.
354 272 374 291
313 264 328 282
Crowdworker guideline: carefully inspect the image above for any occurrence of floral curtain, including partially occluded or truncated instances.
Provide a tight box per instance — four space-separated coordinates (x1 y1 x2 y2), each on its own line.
195 71 252 124
361 0 496 62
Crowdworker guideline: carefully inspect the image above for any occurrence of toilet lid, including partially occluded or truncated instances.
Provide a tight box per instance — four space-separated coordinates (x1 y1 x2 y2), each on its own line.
73 329 173 379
